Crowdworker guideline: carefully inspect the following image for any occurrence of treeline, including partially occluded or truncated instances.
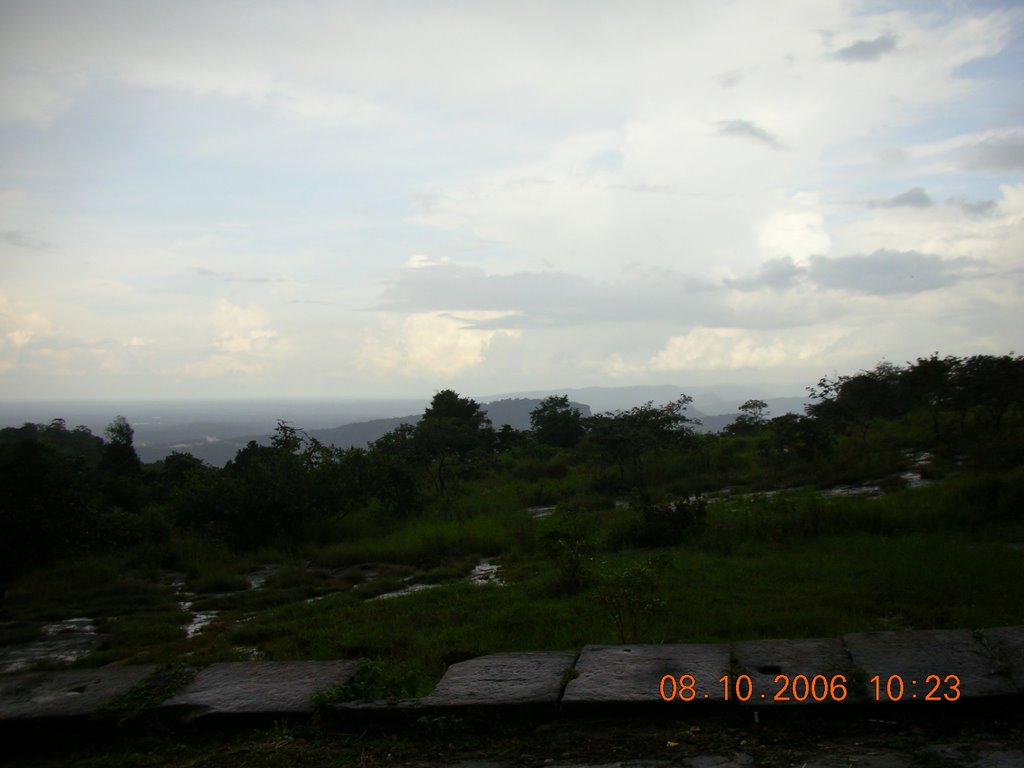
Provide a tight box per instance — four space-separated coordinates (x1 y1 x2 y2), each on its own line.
1 352 1022 582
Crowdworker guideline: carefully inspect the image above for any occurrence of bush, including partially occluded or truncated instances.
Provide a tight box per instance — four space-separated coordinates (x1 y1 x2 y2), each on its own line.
609 496 708 549
596 556 669 643
312 659 420 705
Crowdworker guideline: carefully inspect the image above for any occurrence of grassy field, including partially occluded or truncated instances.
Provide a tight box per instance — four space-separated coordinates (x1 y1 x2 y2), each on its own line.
3 467 1022 697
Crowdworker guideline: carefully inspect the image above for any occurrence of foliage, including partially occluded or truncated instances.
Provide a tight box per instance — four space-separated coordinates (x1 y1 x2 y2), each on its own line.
415 389 494 494
1 352 1022 594
723 399 770 436
610 496 708 549
312 659 420 705
530 395 585 448
596 555 669 643
584 395 698 487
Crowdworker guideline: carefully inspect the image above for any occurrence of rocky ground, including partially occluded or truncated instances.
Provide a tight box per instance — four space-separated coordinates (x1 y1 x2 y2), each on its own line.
4 706 1024 767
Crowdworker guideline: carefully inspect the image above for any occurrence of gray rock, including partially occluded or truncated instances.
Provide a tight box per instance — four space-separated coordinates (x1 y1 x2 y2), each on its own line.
843 629 1015 701
160 660 356 721
0 665 157 721
731 637 860 705
421 651 576 707
685 757 753 768
979 626 1024 693
562 644 730 704
800 751 910 767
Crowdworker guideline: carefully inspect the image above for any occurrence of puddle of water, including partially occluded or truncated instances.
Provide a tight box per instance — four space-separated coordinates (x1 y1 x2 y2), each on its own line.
527 505 556 519
0 617 99 674
467 560 504 586
820 483 884 498
368 583 441 601
246 565 277 590
900 471 929 488
178 600 218 638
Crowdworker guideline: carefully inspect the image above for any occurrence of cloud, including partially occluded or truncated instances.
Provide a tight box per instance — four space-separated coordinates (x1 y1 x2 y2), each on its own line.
715 70 742 88
357 311 520 378
193 266 288 284
179 355 270 378
178 299 281 378
950 197 997 217
960 132 1024 172
1 230 51 250
728 257 805 291
808 250 981 295
832 33 899 62
210 299 277 353
648 327 845 371
609 183 674 194
375 260 730 330
869 187 934 208
715 119 784 150
757 206 831 261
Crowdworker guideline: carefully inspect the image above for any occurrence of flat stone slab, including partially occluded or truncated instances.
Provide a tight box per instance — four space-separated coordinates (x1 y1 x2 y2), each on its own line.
421 651 576 707
0 665 157 721
843 629 1015 701
161 661 356 720
731 637 859 705
563 644 730 704
979 626 1024 693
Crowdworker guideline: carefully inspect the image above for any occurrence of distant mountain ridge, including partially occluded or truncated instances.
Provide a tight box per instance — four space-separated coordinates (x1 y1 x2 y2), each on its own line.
131 389 810 466
136 397 592 466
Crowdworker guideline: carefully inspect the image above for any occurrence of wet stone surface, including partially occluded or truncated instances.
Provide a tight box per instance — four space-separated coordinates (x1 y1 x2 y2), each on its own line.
843 628 1016 700
467 560 504 586
0 618 99 674
563 644 731 704
422 651 577 707
246 565 277 589
368 583 441 601
731 637 860 705
0 665 157 720
161 660 357 721
527 505 557 519
979 626 1024 693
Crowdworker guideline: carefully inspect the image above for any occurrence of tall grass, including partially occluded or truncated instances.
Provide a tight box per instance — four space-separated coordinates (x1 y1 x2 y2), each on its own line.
701 468 1024 550
313 509 527 567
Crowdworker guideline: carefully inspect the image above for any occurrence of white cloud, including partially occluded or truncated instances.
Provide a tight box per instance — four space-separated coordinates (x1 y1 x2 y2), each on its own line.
757 205 831 262
357 311 520 379
177 299 282 378
404 254 451 269
0 2 1019 398
648 327 846 372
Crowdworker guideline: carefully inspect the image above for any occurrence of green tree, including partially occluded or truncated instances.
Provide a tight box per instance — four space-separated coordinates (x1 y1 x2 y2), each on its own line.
530 395 585 448
414 390 492 494
98 415 144 511
585 396 698 487
0 438 96 580
953 353 1024 433
806 362 910 441
724 399 770 436
900 353 961 439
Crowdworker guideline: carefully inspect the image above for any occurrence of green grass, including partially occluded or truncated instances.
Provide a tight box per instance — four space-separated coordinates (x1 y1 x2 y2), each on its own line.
3 470 1023 692
312 508 526 567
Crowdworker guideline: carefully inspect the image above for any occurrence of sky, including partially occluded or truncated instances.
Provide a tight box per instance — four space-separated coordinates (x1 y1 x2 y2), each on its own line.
1 0 1022 401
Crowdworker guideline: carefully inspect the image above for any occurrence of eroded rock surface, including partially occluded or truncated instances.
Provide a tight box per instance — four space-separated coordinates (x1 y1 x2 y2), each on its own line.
843 628 1015 700
0 665 156 720
422 651 577 707
563 644 731 704
161 660 357 721
731 637 861 705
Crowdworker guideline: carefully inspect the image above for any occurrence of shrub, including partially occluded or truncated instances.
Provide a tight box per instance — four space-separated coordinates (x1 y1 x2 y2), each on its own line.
610 496 708 549
312 659 420 705
596 556 669 643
